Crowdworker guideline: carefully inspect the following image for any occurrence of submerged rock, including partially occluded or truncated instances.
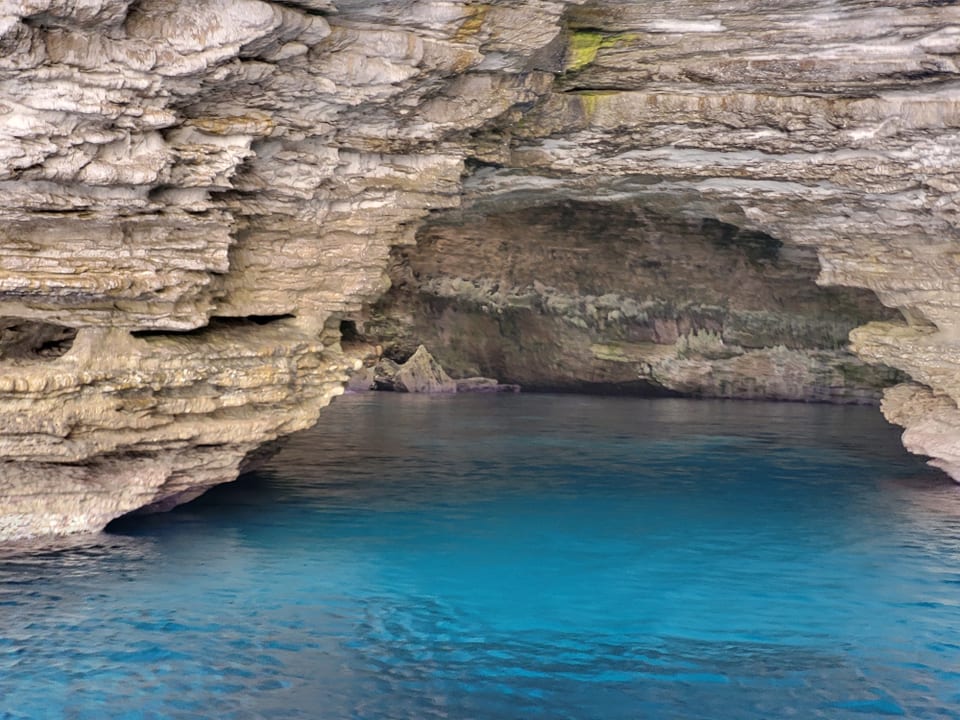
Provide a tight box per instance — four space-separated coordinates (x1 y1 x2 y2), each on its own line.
454 377 521 394
392 345 459 394
372 345 517 394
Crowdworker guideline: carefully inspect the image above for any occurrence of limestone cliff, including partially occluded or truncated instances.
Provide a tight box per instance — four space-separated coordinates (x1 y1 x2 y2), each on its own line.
2 0 959 540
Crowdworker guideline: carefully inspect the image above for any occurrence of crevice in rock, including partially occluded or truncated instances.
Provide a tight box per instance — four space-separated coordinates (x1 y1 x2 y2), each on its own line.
0 319 77 361
331 314 379 355
245 314 297 325
463 157 506 175
131 315 296 339
700 218 783 265
274 1 332 18
339 319 363 342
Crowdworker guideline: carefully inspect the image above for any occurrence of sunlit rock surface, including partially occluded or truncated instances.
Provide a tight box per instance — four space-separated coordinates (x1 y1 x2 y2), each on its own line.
2 0 960 539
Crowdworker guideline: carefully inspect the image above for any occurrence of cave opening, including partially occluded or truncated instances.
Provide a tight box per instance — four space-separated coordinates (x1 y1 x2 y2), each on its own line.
339 319 362 342
364 197 904 402
0 318 77 361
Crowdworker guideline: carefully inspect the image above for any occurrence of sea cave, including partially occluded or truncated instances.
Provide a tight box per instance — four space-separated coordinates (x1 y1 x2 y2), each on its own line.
2 0 960 717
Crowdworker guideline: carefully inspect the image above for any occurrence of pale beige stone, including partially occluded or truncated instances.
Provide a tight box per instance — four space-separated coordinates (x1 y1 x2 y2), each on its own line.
392 345 458 394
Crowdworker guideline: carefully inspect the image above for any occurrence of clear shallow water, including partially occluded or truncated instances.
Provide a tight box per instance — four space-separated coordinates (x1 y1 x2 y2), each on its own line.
3 394 960 719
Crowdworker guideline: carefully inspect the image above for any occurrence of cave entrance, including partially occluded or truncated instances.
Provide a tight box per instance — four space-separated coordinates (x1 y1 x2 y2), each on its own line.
364 198 903 401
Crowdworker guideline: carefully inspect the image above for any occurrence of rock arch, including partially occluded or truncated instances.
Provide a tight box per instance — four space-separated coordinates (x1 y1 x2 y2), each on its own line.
1 0 958 539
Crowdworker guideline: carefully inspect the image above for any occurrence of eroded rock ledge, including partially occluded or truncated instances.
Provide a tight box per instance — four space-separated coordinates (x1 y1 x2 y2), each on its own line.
2 0 959 539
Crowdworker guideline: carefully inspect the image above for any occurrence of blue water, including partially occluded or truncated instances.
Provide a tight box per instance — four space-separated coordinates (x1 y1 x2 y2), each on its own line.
3 394 960 719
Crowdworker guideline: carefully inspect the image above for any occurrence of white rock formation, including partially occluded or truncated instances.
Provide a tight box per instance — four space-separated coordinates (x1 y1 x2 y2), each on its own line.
1 0 959 539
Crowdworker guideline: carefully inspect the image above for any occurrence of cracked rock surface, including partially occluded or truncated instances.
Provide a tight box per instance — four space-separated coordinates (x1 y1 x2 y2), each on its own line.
2 0 960 539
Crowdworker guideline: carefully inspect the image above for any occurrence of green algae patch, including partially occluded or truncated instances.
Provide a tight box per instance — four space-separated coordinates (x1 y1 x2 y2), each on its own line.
566 30 605 72
564 31 640 72
579 92 599 118
574 90 619 119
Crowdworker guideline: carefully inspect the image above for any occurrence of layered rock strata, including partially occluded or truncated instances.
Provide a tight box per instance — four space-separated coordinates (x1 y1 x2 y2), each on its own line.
492 0 960 478
0 0 566 540
2 0 960 539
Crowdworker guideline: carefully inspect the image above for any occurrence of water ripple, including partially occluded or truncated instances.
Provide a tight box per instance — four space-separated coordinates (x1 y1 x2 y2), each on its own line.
2 395 959 719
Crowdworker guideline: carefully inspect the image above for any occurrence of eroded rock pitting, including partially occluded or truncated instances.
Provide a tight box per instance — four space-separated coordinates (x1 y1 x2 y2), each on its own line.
2 0 959 540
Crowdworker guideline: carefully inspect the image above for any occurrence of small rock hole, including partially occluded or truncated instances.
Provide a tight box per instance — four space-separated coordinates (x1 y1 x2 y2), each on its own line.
0 319 77 361
340 320 362 342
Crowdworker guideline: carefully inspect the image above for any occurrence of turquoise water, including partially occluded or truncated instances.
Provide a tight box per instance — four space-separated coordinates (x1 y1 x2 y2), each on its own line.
3 394 960 719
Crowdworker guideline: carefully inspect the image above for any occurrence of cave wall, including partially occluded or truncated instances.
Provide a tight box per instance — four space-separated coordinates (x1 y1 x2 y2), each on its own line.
369 198 904 400
2 0 960 539
491 0 960 477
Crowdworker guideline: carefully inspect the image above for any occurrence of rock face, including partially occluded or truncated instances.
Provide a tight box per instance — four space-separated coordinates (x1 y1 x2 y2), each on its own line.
2 0 960 539
0 0 492 540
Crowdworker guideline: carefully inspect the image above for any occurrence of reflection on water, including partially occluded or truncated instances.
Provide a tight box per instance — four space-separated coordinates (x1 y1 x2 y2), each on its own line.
2 394 960 719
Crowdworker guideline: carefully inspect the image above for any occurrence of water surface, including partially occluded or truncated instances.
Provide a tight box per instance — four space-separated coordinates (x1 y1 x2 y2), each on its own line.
2 394 960 719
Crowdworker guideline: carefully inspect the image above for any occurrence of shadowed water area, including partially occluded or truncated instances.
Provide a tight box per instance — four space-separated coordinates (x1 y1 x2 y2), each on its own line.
3 394 960 719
